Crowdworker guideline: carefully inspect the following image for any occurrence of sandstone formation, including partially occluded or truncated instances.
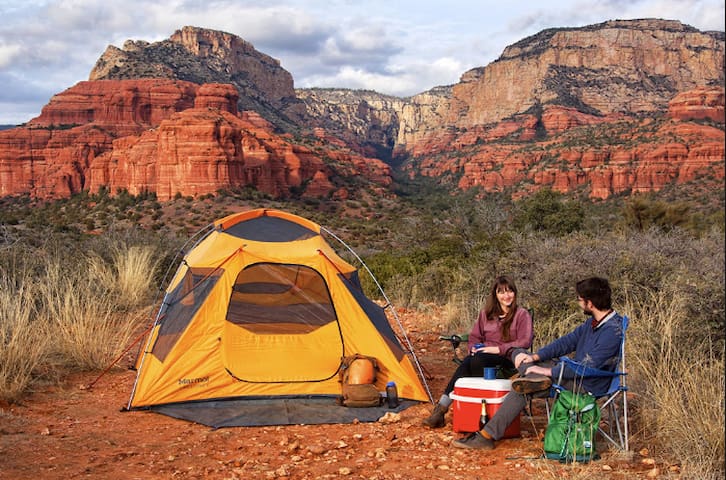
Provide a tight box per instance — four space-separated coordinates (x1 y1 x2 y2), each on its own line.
667 86 725 122
90 26 306 129
300 20 723 162
0 79 390 200
428 92 725 200
387 20 725 199
296 88 408 158
449 20 724 124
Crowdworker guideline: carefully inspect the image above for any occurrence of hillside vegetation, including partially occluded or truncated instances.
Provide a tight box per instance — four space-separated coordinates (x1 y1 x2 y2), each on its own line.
1 188 724 479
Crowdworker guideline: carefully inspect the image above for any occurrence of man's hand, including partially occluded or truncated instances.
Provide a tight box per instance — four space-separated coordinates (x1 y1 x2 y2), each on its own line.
523 365 552 377
514 352 534 368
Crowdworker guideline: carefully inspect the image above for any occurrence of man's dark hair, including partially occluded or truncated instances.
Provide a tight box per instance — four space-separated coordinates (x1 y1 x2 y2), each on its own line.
576 277 612 310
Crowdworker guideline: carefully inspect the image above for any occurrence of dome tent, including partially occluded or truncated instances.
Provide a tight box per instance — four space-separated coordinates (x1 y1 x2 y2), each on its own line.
127 208 430 427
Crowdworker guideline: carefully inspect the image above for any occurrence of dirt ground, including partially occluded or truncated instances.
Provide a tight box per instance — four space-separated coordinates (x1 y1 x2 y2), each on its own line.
0 307 668 480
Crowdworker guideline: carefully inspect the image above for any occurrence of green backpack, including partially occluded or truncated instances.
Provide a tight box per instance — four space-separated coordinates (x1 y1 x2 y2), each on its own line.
543 390 601 463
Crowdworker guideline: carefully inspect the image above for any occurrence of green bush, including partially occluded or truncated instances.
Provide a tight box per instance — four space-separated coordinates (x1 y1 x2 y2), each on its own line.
621 195 692 231
512 188 584 235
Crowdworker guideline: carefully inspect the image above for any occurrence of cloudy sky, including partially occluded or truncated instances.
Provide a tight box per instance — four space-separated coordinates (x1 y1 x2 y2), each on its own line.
0 0 723 124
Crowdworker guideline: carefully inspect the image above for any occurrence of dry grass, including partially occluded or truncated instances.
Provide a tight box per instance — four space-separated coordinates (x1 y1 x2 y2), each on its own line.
0 241 159 401
38 261 141 369
0 273 49 402
1 219 723 478
88 243 162 309
624 284 725 480
531 459 624 479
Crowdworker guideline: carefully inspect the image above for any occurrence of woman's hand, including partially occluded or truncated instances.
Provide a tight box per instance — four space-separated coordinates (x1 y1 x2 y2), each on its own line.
514 352 534 367
471 345 499 355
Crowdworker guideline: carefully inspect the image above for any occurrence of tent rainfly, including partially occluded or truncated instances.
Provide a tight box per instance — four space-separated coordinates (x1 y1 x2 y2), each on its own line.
127 208 430 427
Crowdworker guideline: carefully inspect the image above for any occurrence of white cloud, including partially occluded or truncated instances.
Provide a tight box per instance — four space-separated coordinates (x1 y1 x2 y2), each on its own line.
338 25 392 52
300 65 418 95
0 43 22 68
298 54 467 97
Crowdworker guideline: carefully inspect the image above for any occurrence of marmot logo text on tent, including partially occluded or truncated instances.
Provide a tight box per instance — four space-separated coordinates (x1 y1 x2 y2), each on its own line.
178 377 209 386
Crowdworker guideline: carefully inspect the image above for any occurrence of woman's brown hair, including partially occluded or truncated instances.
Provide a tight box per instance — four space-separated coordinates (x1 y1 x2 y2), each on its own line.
484 275 518 341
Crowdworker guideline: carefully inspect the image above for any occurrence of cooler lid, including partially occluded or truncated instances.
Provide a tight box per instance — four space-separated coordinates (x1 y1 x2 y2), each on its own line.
454 377 512 391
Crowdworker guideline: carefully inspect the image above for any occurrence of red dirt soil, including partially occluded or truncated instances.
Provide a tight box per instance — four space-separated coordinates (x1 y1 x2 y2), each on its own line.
0 308 665 480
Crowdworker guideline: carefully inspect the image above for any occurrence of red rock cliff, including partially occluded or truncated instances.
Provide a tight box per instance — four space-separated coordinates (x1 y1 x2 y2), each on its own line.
0 79 390 200
407 88 725 199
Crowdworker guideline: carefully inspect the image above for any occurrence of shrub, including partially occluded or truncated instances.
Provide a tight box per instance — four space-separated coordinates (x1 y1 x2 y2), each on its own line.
621 195 692 231
512 188 584 235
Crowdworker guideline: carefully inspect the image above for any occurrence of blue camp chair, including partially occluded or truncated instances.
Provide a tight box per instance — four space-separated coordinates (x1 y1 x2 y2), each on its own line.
546 315 630 451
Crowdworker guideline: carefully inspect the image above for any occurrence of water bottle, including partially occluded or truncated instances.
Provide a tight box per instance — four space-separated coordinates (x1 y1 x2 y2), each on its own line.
385 381 399 408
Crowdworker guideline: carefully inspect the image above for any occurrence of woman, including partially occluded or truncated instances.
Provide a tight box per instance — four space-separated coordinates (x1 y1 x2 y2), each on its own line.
422 275 533 429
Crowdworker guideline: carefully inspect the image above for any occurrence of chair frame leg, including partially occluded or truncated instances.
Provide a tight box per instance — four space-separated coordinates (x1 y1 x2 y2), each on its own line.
596 391 629 451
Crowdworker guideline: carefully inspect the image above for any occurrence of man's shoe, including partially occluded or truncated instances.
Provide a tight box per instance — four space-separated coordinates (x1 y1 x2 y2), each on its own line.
452 432 495 450
511 374 552 394
422 403 448 428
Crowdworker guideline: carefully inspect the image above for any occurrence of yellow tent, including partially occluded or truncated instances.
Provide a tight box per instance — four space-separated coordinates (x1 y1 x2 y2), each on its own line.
128 208 430 426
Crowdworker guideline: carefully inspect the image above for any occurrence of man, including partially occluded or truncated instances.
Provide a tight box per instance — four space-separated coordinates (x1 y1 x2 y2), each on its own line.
452 276 624 450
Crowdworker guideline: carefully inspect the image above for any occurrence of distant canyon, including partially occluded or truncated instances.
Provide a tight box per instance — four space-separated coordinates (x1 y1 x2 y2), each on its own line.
0 19 723 202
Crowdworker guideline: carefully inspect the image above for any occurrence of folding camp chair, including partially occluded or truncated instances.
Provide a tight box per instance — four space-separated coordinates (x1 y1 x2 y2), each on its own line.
546 315 630 451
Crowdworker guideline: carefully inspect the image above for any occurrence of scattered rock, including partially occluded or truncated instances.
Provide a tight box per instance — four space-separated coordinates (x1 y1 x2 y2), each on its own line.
306 445 327 455
378 412 401 424
646 467 660 478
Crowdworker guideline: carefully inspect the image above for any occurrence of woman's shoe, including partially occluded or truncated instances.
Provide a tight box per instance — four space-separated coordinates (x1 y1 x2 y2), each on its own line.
422 403 448 428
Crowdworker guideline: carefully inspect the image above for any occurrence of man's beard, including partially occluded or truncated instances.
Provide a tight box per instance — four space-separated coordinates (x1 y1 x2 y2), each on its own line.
583 307 593 317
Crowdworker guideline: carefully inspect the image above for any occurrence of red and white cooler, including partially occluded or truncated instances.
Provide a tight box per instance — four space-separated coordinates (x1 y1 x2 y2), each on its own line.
449 377 521 438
